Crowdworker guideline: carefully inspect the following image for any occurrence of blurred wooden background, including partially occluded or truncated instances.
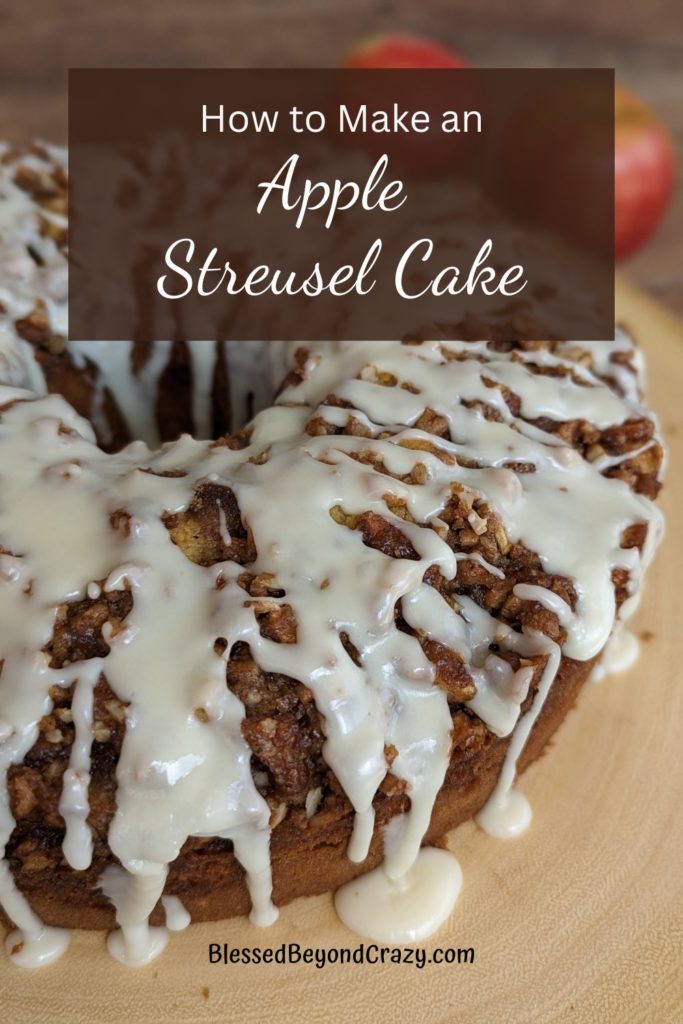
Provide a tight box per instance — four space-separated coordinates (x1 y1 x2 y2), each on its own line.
0 0 681 313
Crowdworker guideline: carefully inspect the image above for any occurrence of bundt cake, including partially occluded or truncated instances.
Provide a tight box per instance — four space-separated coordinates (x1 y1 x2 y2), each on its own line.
0 144 665 967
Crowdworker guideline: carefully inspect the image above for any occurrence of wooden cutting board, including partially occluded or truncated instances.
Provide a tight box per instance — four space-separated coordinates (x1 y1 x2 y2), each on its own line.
3 279 682 1023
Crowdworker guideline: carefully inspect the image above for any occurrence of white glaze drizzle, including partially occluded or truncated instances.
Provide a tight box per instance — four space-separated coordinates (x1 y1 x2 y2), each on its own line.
1 858 70 968
590 626 641 683
335 847 463 943
59 663 100 870
162 895 191 932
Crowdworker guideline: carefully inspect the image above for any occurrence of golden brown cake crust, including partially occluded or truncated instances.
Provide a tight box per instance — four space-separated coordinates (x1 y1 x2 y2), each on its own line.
3 652 590 932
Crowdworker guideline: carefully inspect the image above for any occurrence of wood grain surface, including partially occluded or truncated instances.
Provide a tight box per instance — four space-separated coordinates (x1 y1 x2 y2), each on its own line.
0 0 681 312
1 279 682 1022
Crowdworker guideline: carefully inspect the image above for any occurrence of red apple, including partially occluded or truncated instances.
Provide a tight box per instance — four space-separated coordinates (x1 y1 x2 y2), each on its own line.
341 34 471 176
615 86 676 260
344 33 469 70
